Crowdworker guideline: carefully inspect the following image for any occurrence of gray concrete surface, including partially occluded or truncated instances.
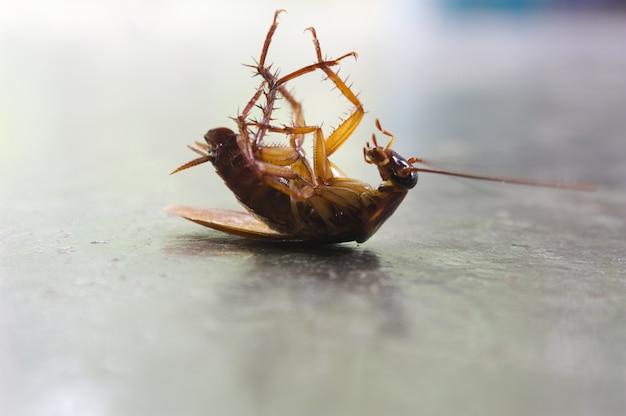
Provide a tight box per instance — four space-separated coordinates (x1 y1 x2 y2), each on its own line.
1 3 625 416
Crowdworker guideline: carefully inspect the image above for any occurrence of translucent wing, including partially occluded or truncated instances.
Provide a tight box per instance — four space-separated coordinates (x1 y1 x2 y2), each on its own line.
163 205 299 242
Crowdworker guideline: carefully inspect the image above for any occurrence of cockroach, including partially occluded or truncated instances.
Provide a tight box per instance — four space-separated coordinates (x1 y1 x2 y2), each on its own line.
165 10 594 244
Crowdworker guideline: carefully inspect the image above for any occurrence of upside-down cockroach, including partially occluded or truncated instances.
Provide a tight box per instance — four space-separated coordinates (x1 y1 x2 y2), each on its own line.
165 10 593 244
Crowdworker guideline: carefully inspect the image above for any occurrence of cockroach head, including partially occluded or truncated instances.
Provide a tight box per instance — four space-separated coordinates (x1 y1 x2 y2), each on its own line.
363 137 418 190
363 120 418 189
204 127 237 151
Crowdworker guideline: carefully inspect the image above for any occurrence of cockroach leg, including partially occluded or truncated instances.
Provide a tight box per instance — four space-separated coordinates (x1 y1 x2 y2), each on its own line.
276 85 306 148
235 133 317 200
257 146 300 167
274 28 364 183
236 84 265 123
250 11 362 172
258 9 286 71
273 53 357 86
301 27 365 159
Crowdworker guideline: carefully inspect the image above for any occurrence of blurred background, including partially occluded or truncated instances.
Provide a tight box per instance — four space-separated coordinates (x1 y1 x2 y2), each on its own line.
1 1 625 416
1 0 624 200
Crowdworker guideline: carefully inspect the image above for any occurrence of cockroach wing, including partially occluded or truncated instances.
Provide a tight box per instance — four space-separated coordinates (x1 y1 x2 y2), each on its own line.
163 205 298 242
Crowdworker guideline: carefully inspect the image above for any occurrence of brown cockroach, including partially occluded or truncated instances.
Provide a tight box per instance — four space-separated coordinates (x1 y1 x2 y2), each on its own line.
165 10 594 244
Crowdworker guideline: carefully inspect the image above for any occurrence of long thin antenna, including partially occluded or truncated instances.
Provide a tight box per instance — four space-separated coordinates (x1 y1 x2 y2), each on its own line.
409 164 596 191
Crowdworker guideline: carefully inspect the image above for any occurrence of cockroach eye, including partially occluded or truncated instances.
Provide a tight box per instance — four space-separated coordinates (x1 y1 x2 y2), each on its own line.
389 153 418 189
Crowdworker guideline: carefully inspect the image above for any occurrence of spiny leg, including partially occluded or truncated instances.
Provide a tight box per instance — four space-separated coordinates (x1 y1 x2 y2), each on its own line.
233 83 267 163
236 79 320 187
250 14 309 150
248 9 291 148
248 13 325 183
304 27 364 156
292 27 364 182
235 80 319 182
254 11 357 87
273 85 323 182
274 53 357 86
244 14 363 189
276 85 305 147
238 83 265 123
250 12 358 153
235 86 321 195
257 9 286 75
258 26 362 184
253 58 357 151
232 84 321 197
